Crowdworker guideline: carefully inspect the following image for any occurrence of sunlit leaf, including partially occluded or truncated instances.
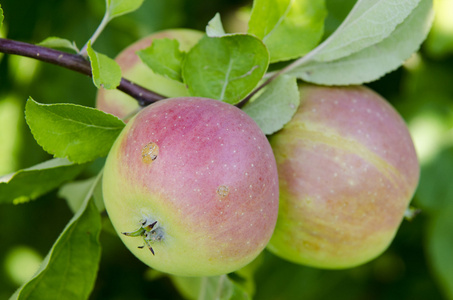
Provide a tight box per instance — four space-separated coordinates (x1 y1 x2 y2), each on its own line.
312 0 422 62
0 158 86 205
137 38 185 82
243 75 300 135
25 98 125 164
87 41 122 89
182 34 269 104
424 0 453 58
59 177 105 213
37 37 79 52
248 0 291 40
248 0 326 62
10 182 102 300
206 13 227 37
289 0 433 85
107 0 144 20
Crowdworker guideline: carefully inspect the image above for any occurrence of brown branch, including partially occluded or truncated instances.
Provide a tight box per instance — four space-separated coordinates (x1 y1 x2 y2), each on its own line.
0 38 165 106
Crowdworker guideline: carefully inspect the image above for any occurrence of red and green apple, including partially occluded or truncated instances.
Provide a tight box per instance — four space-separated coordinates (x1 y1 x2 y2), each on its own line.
267 84 420 269
102 97 279 276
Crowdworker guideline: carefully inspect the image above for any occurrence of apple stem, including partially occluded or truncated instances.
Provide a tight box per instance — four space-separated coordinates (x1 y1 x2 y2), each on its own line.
79 11 111 58
0 38 166 106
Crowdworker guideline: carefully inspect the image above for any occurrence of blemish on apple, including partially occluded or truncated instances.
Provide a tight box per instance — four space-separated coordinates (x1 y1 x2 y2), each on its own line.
217 185 229 197
141 142 159 164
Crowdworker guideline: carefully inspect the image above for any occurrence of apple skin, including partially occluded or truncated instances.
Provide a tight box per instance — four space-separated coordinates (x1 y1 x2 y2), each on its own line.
102 97 279 276
96 29 203 120
267 84 419 269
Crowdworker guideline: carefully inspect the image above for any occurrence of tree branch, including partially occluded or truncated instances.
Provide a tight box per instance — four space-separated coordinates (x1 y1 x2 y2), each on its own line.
0 38 165 106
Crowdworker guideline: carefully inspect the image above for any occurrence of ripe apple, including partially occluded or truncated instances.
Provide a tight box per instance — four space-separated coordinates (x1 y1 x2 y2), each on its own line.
102 97 279 276
96 29 203 120
267 84 419 269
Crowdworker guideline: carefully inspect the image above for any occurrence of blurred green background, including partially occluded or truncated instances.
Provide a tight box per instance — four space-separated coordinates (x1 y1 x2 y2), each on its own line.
1 0 453 299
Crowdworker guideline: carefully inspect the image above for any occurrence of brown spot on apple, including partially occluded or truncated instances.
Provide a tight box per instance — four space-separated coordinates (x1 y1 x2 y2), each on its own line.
217 185 229 198
142 142 159 164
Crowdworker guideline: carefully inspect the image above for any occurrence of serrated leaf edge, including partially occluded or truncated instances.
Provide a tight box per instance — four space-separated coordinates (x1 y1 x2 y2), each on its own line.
25 98 124 164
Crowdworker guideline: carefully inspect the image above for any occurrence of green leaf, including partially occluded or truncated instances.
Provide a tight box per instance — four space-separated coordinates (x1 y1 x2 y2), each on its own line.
171 275 251 300
182 34 269 104
37 37 79 52
137 38 185 82
25 98 125 164
10 176 102 300
248 0 326 63
59 177 105 213
248 0 292 40
243 75 300 135
106 0 144 20
206 13 227 37
289 0 434 85
87 41 122 89
312 0 422 62
426 202 453 300
0 158 86 204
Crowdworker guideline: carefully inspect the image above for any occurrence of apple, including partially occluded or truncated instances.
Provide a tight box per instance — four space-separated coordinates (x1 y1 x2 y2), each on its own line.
267 84 419 269
96 29 203 120
102 97 279 276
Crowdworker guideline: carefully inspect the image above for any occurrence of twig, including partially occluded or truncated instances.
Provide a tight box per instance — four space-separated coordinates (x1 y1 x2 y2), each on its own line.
0 38 165 106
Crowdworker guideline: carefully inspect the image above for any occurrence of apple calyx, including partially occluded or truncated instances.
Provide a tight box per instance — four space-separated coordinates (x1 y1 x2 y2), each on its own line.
122 218 164 255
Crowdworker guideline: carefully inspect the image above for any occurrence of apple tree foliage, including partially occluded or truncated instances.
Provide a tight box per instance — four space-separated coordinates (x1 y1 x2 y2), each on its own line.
1 0 453 299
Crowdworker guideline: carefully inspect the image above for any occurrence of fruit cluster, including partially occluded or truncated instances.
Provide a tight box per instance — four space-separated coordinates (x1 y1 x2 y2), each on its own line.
100 30 419 277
